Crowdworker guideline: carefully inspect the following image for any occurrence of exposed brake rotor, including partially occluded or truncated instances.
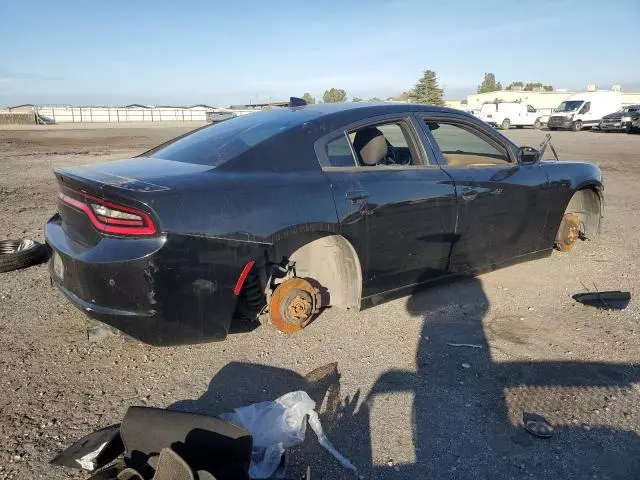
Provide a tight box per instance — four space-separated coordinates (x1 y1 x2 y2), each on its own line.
555 212 581 252
269 277 321 334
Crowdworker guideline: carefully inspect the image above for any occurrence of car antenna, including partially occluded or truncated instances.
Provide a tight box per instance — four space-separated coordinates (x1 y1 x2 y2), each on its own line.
539 133 559 161
289 97 307 108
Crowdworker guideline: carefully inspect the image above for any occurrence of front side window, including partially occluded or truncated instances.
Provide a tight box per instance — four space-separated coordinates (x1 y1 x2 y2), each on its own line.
527 105 536 113
325 121 420 167
579 102 591 114
425 121 510 166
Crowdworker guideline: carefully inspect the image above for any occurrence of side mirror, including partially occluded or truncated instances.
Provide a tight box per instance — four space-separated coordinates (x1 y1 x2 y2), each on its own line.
519 146 539 164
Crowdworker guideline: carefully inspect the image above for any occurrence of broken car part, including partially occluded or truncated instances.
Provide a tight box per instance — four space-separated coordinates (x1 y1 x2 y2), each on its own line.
573 290 631 310
52 406 252 479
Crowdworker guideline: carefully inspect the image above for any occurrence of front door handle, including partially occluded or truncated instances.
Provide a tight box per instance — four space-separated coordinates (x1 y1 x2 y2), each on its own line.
461 188 479 201
346 190 370 203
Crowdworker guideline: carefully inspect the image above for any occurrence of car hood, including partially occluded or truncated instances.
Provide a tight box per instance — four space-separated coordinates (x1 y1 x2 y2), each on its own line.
602 111 638 120
551 111 575 118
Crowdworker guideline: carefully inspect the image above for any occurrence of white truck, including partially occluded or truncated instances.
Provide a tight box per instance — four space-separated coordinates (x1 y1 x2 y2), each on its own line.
547 91 622 131
477 102 542 130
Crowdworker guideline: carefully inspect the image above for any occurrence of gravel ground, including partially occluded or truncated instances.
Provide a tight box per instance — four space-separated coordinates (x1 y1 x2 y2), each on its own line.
0 123 638 479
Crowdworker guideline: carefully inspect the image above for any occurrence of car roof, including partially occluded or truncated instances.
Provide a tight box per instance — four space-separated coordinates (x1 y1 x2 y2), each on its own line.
271 102 463 124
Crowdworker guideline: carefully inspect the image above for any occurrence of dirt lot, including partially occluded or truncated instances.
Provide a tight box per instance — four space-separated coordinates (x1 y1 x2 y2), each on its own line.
0 123 638 479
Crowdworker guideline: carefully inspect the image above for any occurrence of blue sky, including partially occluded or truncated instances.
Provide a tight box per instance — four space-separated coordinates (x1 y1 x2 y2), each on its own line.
1 0 638 106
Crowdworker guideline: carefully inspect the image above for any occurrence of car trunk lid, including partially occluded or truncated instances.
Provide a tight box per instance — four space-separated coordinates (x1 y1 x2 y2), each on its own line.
54 158 211 246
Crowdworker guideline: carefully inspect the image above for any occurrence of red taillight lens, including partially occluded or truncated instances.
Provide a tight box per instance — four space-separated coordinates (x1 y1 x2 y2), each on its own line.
59 190 157 236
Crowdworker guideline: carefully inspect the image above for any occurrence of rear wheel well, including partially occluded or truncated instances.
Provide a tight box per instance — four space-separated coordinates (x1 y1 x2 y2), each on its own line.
564 187 602 239
273 233 362 311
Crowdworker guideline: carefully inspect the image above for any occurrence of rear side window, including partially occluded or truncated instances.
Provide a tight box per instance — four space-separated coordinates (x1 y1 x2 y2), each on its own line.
145 109 310 166
326 135 355 167
324 120 421 167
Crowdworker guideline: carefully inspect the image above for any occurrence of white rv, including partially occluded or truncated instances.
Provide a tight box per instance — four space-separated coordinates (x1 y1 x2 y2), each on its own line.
477 102 542 129
547 91 622 131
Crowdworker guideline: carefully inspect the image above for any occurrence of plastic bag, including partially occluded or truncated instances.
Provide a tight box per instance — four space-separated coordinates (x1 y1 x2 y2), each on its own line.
221 391 357 479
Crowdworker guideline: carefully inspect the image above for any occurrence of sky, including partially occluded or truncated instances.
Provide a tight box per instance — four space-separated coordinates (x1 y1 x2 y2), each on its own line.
1 0 639 107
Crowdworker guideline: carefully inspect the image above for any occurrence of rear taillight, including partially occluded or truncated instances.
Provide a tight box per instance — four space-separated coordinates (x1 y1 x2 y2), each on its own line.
58 190 157 236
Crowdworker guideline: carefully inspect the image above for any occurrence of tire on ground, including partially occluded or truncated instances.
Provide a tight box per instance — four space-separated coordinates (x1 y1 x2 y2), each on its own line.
0 239 47 273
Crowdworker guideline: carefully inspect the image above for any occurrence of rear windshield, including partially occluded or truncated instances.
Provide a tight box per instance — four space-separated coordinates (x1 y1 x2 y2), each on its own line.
144 109 310 166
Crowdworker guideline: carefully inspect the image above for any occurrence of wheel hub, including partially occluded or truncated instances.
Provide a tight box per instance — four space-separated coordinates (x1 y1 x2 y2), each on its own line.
269 277 321 334
556 212 581 252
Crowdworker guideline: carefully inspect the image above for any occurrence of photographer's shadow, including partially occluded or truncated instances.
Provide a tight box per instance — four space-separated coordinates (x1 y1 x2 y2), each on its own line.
171 274 639 478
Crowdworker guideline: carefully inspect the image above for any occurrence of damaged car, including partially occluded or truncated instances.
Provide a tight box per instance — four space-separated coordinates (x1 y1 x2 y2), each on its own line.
45 101 604 345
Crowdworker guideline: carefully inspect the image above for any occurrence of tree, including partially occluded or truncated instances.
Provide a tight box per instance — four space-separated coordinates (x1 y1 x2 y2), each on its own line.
409 70 444 105
323 88 347 103
302 92 315 104
506 81 553 92
352 97 363 102
368 97 382 102
478 73 502 93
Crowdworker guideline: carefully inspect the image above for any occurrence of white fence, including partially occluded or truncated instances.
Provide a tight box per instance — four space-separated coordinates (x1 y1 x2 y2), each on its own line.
35 106 210 123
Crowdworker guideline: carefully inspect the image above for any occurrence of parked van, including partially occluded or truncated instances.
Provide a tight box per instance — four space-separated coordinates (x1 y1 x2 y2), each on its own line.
547 91 622 131
478 102 542 129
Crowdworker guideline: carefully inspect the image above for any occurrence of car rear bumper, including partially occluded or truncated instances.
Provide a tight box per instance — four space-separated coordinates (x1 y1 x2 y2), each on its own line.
45 213 252 345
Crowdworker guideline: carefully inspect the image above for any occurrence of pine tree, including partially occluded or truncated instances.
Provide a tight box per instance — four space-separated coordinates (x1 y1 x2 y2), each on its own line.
478 73 502 93
409 70 444 106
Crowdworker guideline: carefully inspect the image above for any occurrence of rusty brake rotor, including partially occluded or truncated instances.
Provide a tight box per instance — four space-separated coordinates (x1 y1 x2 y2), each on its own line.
269 277 321 334
555 212 581 252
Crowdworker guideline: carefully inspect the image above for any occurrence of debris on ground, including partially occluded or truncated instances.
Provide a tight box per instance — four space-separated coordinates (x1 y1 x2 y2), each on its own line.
523 412 554 438
221 391 357 478
447 343 483 349
572 291 631 310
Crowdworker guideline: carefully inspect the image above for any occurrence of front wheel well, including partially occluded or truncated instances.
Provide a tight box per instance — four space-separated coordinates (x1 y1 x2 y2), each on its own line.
564 187 602 239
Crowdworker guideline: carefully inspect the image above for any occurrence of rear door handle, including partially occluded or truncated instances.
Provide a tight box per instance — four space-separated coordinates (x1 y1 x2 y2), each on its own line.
346 190 370 203
461 188 479 201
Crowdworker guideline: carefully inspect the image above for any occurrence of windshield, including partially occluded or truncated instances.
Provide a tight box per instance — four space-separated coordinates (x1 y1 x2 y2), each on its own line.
143 108 317 166
623 106 639 113
555 101 583 113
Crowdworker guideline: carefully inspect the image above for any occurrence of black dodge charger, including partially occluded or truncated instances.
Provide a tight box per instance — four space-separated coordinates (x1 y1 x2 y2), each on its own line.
45 102 603 345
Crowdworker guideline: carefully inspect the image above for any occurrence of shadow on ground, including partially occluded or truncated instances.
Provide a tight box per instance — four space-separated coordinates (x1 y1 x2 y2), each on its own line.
172 277 640 479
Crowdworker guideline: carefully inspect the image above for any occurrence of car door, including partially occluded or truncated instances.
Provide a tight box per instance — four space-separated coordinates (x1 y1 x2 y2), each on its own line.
316 114 457 300
576 101 594 126
526 105 538 124
417 112 549 273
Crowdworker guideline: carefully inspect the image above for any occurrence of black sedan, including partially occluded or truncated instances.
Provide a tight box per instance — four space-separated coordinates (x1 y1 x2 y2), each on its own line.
45 102 604 345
